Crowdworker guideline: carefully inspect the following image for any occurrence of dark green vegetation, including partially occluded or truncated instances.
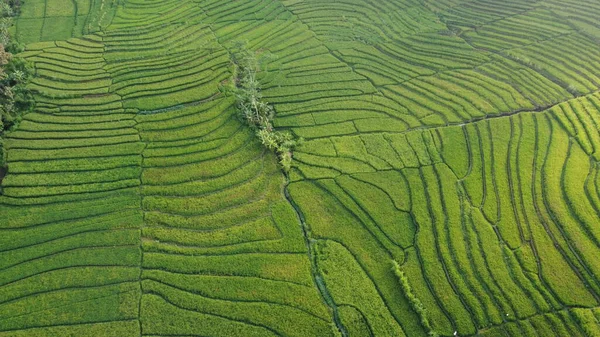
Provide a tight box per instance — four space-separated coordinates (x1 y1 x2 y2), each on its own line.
0 0 34 166
1 0 600 336
231 43 301 172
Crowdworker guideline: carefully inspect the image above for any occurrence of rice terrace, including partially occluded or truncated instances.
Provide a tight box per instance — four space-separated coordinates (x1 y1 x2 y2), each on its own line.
1 0 600 336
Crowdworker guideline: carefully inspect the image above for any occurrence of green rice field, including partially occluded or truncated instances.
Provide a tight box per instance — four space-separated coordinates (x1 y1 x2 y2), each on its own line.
1 0 600 336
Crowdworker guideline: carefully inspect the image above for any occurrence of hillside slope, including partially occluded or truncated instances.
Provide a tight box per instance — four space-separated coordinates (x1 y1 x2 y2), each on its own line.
1 0 600 336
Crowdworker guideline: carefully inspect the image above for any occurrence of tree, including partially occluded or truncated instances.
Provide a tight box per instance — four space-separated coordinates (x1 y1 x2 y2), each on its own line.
231 42 301 173
0 0 34 166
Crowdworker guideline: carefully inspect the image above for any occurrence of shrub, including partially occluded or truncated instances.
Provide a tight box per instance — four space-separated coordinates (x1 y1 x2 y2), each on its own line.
0 0 34 166
392 260 439 337
231 42 301 172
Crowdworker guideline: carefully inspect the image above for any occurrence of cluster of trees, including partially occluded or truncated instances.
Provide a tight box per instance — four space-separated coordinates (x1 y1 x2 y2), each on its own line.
231 43 301 172
0 0 33 165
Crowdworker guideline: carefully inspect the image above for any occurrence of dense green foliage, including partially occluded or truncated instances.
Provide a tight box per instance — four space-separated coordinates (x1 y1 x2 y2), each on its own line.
0 0 33 165
231 43 301 172
0 57 33 129
392 261 438 337
2 0 600 336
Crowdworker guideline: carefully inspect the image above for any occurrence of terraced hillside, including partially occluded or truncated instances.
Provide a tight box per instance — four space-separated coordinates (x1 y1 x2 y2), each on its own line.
1 0 600 336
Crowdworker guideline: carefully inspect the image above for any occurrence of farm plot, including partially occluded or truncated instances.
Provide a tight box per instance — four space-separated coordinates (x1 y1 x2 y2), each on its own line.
2 0 335 336
289 95 600 336
2 0 600 336
16 0 120 44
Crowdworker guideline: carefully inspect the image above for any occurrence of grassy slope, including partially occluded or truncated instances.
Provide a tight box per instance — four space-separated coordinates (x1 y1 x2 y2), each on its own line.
2 0 600 336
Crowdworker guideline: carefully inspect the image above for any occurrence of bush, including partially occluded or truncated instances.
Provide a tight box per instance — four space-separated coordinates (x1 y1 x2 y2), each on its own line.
392 261 439 337
231 42 301 172
0 0 34 166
